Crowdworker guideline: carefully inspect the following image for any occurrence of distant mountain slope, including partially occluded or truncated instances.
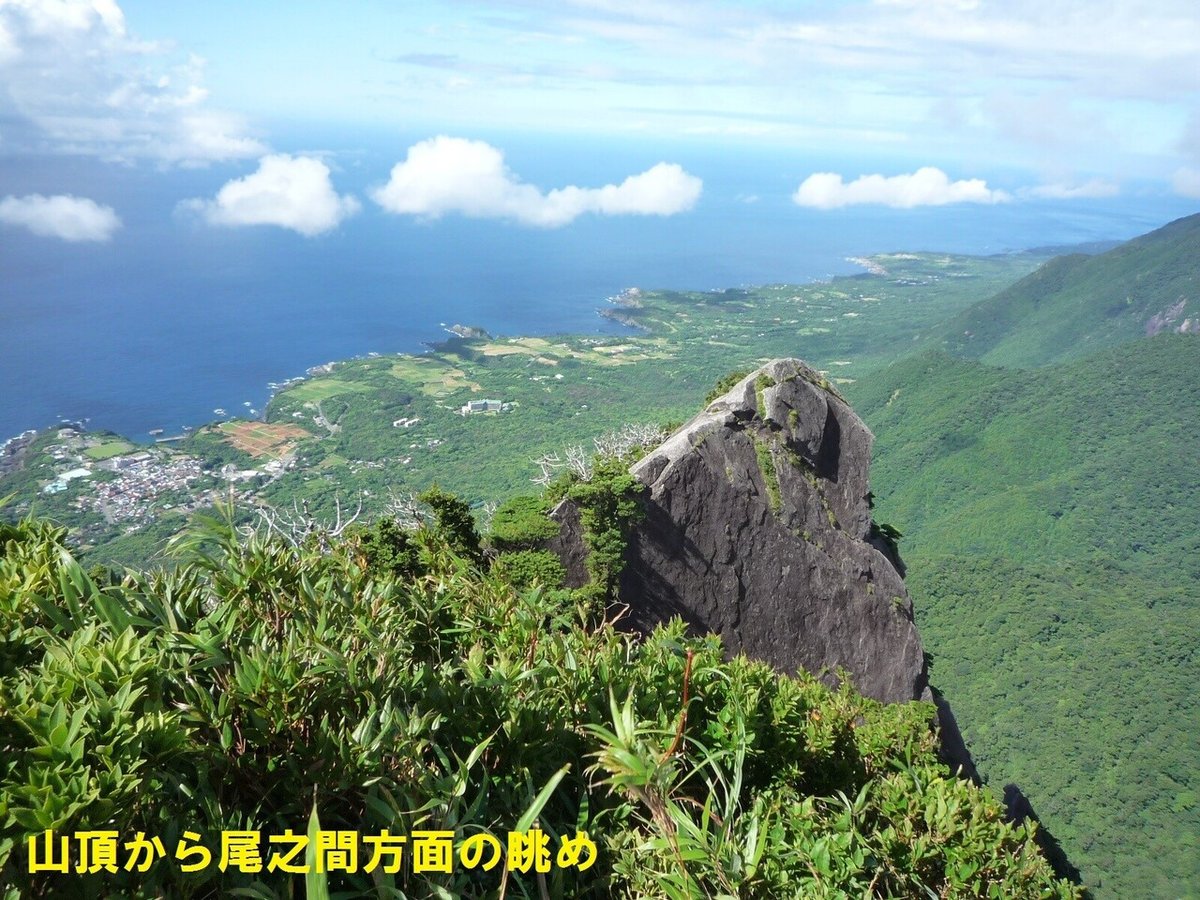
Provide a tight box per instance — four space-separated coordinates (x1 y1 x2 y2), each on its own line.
847 334 1200 898
853 336 1199 573
936 212 1200 366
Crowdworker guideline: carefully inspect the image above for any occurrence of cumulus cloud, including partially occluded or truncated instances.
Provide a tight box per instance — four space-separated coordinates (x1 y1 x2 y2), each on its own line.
371 136 702 227
1173 167 1200 199
181 155 361 236
792 167 1010 209
0 0 264 164
1022 179 1120 200
0 193 121 241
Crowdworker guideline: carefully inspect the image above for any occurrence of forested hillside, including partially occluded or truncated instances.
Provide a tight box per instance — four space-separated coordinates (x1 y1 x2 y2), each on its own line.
848 335 1200 897
935 212 1200 366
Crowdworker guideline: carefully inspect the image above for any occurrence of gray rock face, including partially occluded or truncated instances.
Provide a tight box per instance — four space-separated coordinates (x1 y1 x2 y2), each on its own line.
546 499 590 589
558 359 929 704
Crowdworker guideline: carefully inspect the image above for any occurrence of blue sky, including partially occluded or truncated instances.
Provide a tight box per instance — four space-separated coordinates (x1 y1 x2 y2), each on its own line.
0 0 1197 239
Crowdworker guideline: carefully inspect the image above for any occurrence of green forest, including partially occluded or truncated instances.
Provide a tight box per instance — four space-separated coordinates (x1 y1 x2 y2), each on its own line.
847 337 1200 897
934 212 1200 366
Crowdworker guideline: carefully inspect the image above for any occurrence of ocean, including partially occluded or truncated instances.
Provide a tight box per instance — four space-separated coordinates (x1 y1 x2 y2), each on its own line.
2 131 1193 442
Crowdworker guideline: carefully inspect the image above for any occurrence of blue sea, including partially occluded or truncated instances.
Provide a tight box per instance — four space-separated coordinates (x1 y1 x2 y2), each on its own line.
2 130 1194 442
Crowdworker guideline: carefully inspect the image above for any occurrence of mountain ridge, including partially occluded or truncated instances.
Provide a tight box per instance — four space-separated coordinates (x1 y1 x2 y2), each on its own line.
935 211 1200 366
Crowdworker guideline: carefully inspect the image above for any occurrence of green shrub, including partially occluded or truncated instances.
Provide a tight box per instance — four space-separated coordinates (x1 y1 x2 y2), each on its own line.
564 457 645 603
488 494 558 552
350 515 422 579
754 373 775 420
0 511 1078 898
418 484 483 563
704 369 752 405
494 549 566 590
753 436 782 515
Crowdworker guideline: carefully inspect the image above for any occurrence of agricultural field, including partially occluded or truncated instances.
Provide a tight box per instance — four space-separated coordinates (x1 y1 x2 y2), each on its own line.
83 440 135 460
217 421 312 458
474 335 676 367
281 377 374 403
388 357 482 396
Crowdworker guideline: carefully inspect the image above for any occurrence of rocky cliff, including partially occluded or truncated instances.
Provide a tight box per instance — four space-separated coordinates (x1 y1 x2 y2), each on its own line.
551 359 929 704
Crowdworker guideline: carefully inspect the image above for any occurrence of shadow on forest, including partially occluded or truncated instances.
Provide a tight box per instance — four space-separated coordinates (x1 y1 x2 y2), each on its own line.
934 684 1087 891
1004 783 1089 894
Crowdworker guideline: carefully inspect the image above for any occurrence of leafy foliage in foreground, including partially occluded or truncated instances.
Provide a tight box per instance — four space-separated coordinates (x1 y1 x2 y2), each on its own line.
0 513 1074 898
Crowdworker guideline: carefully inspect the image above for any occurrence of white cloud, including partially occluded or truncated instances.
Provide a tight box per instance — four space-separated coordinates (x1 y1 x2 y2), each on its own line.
150 111 267 168
792 167 1010 209
182 154 360 236
1022 179 1120 200
0 193 121 241
0 18 16 64
0 1 264 164
371 136 702 227
440 1 1196 186
1172 167 1200 199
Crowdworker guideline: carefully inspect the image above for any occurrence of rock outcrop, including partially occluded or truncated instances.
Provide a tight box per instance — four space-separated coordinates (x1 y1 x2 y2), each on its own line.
552 359 929 704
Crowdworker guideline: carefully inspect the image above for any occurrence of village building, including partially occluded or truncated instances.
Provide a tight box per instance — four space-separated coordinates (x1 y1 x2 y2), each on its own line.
459 399 503 415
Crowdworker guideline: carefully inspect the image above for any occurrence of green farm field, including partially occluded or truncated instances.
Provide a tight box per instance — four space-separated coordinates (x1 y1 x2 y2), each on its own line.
83 440 135 460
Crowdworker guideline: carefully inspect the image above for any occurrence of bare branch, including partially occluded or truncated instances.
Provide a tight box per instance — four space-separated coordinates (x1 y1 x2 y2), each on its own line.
530 422 665 487
251 494 365 551
385 490 428 530
479 499 499 532
565 444 592 481
328 496 364 537
593 422 667 460
531 451 565 487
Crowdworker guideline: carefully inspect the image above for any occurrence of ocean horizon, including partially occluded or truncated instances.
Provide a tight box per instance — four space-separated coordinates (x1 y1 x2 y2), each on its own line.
2 133 1195 444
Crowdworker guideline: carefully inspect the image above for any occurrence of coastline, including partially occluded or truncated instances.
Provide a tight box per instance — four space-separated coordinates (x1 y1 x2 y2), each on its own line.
0 301 644 451
0 243 1052 453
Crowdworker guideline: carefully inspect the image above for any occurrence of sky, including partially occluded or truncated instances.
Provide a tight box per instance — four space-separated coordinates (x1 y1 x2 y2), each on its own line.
0 0 1198 240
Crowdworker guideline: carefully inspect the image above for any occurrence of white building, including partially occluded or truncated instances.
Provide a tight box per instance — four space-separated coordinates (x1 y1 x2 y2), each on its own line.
460 399 503 415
